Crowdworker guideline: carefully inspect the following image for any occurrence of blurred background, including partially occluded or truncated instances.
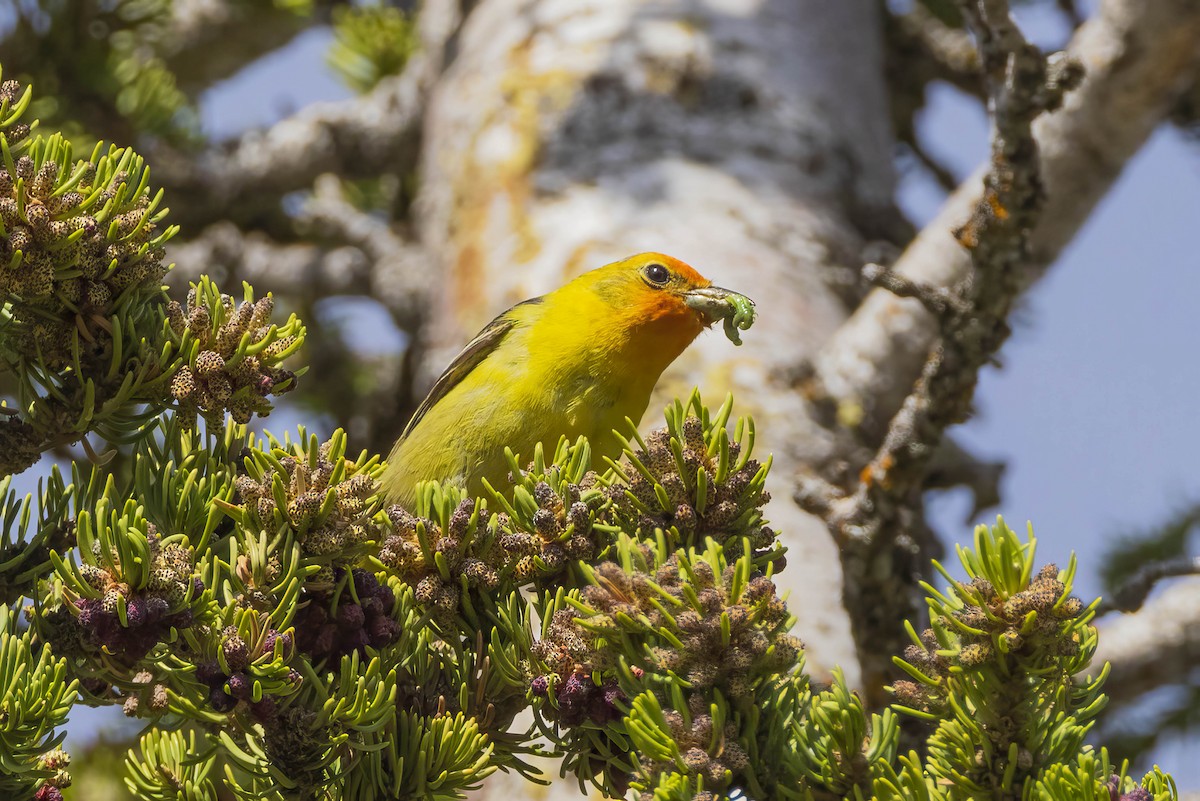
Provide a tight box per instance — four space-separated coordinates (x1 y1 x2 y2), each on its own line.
1 0 1197 796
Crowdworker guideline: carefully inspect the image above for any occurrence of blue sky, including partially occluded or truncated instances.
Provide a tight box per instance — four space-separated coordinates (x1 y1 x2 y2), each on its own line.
17 2 1200 784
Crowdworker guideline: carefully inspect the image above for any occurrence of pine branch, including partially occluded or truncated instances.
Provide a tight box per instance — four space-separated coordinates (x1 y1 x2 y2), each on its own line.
151 0 463 234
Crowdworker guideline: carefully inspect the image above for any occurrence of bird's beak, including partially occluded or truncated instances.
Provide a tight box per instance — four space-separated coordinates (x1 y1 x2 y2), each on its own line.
684 285 747 324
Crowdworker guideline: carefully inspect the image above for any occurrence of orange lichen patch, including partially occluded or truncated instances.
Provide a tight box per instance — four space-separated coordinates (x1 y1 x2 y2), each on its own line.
446 35 589 327
954 221 980 249
986 191 1010 220
859 453 895 487
452 243 486 324
489 40 578 265
953 188 1013 249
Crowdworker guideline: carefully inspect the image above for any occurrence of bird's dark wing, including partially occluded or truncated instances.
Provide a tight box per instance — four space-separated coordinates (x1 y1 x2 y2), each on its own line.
399 297 543 440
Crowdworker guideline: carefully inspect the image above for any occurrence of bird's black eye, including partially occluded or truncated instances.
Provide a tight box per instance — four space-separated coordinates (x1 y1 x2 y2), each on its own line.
645 263 671 285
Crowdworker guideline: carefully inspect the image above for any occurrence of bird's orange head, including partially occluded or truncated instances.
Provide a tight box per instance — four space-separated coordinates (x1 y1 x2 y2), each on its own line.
584 252 742 334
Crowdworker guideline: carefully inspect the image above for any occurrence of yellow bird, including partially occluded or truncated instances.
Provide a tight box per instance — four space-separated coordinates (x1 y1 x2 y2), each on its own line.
381 253 754 507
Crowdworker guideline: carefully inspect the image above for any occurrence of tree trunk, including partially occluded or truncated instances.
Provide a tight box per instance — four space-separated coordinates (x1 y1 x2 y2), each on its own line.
416 0 900 684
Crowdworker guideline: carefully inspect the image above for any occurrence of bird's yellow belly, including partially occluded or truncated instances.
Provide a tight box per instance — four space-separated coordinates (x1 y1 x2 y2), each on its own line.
383 360 650 507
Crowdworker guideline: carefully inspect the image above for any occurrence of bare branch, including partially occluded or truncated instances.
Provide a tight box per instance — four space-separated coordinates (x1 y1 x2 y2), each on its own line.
799 0 1077 701
169 222 370 299
163 0 340 95
1099 556 1200 615
923 436 1005 520
894 5 981 88
861 263 970 320
1055 0 1086 29
153 0 463 233
171 216 430 322
797 0 1200 695
154 71 425 232
815 0 1200 440
1093 578 1200 709
885 3 984 192
1170 73 1200 135
902 138 961 193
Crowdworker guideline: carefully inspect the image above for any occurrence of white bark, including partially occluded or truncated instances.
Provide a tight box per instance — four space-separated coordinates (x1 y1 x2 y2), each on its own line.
417 0 898 683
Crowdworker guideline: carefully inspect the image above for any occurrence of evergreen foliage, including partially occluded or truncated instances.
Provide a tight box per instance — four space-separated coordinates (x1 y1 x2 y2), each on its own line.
327 3 418 94
0 53 1183 801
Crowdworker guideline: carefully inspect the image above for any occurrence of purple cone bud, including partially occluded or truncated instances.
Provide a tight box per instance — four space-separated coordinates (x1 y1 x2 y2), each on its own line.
556 673 591 725
85 609 118 645
561 673 588 695
590 681 625 725
76 599 101 628
352 568 377 596
315 624 337 658
145 596 170 622
125 628 161 661
196 660 224 688
1108 775 1153 801
337 603 365 629
367 615 400 647
226 673 253 701
374 584 395 611
34 786 64 801
209 685 236 713
531 676 549 696
125 598 147 627
343 628 370 654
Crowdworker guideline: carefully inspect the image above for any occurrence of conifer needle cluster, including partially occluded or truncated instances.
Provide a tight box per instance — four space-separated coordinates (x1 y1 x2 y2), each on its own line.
0 69 1183 801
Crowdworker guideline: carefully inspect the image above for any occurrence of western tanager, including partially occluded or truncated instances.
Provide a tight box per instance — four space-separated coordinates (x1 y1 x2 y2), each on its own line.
381 253 755 506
